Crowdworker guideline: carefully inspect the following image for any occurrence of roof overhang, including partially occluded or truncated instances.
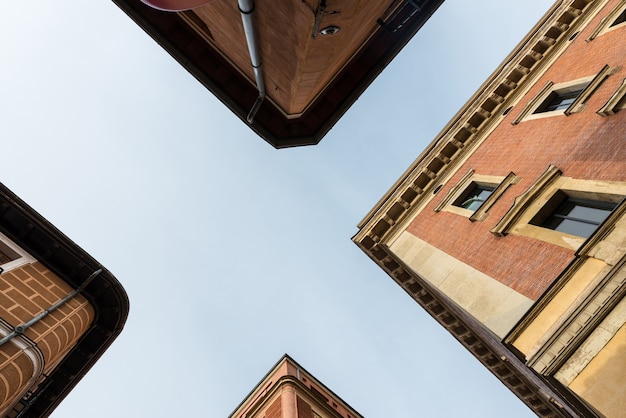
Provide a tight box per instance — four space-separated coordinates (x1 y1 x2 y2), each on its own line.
0 183 129 418
112 0 445 148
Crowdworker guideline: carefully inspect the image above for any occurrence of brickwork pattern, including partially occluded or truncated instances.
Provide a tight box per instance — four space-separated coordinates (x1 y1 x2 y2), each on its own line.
0 262 94 409
265 397 281 418
297 396 313 418
0 344 33 413
407 0 626 300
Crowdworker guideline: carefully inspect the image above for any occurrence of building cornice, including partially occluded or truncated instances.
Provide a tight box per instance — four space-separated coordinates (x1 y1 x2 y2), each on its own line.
0 183 129 418
353 1 608 416
229 354 363 418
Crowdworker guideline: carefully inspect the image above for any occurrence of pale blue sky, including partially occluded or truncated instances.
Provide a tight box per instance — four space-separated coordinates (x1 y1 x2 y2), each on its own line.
1 1 553 416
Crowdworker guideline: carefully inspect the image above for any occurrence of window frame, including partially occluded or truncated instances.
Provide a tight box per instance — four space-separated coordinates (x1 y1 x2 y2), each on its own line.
435 171 520 221
586 0 626 41
512 66 615 124
529 193 618 239
492 170 626 250
0 231 35 274
452 184 495 212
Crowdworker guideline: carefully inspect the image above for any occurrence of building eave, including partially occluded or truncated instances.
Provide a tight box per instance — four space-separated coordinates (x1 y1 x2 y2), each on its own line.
112 0 445 148
353 1 608 416
0 183 130 418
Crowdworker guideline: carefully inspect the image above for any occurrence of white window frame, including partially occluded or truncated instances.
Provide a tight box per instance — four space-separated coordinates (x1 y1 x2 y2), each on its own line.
0 231 35 273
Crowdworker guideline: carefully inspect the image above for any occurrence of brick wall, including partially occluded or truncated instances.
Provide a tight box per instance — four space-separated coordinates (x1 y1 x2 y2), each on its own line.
265 396 281 418
406 0 626 300
297 396 313 418
0 262 94 411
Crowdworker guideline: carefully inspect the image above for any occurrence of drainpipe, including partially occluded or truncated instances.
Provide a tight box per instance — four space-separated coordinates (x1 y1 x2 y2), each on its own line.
238 0 266 124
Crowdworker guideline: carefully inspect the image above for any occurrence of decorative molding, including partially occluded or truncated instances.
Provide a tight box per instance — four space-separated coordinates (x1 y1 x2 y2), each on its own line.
470 172 522 222
586 0 626 41
352 2 608 416
577 198 626 260
512 81 554 125
0 319 45 417
355 0 597 242
490 165 562 236
564 64 615 115
504 201 626 376
597 76 626 116
527 253 626 375
433 169 474 212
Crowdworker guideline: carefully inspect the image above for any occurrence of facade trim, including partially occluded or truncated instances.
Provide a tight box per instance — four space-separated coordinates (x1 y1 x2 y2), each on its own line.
380 244 590 417
597 76 626 115
352 1 613 415
586 0 626 40
490 165 562 236
0 319 45 417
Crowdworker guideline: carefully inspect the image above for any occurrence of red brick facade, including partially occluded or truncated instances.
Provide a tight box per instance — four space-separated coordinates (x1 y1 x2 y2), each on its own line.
407 0 626 300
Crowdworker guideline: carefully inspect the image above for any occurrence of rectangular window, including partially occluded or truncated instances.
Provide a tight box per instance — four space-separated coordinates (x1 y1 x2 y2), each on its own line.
534 89 584 113
453 184 495 211
531 194 617 238
611 8 626 27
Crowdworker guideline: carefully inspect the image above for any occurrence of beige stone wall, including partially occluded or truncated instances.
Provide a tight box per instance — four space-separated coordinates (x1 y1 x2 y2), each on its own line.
0 262 94 412
512 257 610 357
566 322 626 418
390 231 534 337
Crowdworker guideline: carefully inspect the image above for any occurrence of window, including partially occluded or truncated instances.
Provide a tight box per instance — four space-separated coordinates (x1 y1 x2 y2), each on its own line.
492 170 626 249
0 232 34 274
453 184 495 211
534 88 584 113
513 66 615 123
597 77 626 116
610 8 626 27
530 193 617 238
436 171 520 221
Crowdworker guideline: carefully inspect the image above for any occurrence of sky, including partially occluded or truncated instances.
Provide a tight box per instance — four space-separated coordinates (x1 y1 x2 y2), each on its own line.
1 0 555 417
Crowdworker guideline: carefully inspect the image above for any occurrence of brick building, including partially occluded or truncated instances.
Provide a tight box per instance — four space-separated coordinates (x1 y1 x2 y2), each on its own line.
354 0 626 416
113 0 445 147
230 355 362 418
0 184 129 417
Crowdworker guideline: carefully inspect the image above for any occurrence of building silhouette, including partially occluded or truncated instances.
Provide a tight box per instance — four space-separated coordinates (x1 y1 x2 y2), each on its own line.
0 184 129 417
354 0 626 416
230 355 362 418
113 0 445 147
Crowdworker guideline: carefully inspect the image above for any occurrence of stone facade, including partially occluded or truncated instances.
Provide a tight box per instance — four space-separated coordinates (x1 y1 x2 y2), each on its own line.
0 184 129 418
354 0 626 416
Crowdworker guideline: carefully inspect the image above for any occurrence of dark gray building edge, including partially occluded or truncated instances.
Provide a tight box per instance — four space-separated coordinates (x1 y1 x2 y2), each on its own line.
0 183 129 418
112 0 445 148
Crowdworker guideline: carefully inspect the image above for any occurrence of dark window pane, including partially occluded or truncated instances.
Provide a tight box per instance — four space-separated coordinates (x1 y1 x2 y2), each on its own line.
454 185 495 211
0 250 16 265
536 89 583 113
551 218 600 238
566 204 614 224
538 197 617 238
